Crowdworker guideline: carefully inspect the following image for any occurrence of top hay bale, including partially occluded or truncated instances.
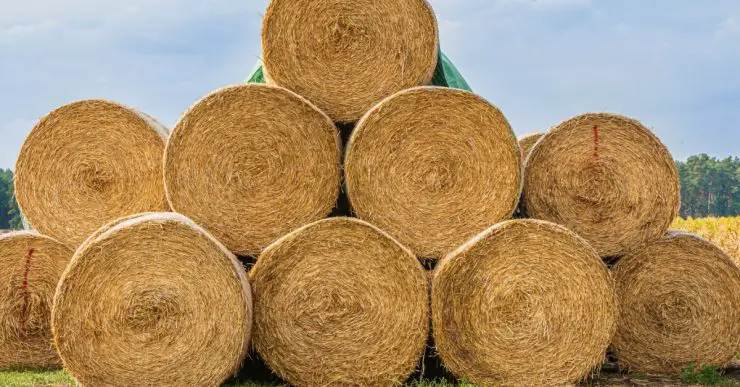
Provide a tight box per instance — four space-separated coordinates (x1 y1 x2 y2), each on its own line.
0 231 73 369
52 213 252 386
522 113 680 257
164 84 341 256
14 100 169 248
261 0 439 122
250 217 429 386
345 87 521 259
432 219 617 386
612 231 740 375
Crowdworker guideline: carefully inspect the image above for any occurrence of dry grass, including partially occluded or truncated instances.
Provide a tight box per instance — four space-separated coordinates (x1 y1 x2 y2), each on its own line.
672 217 739 265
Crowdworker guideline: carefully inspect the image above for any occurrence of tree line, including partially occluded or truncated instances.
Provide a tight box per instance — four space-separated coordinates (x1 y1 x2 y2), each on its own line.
676 154 739 218
0 169 23 230
0 155 737 230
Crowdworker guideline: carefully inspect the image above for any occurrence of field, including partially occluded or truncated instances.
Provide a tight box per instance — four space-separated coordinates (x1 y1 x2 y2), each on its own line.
672 217 740 264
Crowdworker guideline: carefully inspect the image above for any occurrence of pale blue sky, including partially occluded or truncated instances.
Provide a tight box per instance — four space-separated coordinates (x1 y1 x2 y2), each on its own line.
1 0 739 169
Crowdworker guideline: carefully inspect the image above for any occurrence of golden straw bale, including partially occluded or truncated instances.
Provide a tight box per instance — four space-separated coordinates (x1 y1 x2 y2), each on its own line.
164 84 341 255
612 231 740 375
14 100 169 248
517 132 544 164
51 213 252 386
0 231 73 369
261 0 439 122
345 87 521 259
522 113 680 256
432 219 617 386
250 217 428 386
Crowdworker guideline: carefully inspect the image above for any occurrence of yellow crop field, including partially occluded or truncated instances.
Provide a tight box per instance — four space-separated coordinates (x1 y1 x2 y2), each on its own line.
672 217 740 265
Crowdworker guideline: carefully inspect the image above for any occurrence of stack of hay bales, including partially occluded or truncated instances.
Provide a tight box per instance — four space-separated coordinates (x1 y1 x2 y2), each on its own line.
1 0 738 385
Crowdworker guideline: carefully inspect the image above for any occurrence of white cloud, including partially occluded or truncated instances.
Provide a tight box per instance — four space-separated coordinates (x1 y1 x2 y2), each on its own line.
714 16 740 40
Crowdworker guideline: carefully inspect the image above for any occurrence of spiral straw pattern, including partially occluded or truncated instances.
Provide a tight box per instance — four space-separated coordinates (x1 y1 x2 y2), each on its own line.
345 87 521 259
261 0 439 122
522 113 680 257
250 217 429 386
612 231 740 374
432 219 617 386
14 100 169 249
164 84 341 255
51 213 252 386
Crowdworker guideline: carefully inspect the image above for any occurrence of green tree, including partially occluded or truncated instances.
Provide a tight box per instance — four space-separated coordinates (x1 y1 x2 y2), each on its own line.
0 169 23 230
677 155 739 218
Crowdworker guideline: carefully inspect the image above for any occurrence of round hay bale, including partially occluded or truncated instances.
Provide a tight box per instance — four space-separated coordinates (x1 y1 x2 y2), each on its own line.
164 84 341 256
250 217 428 386
51 213 252 386
522 113 680 257
518 132 544 164
0 231 73 369
14 100 169 248
432 219 617 386
261 0 439 122
345 87 521 259
612 231 740 375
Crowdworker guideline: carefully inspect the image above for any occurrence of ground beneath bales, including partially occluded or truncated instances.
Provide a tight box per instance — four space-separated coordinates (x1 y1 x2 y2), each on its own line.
2 360 738 387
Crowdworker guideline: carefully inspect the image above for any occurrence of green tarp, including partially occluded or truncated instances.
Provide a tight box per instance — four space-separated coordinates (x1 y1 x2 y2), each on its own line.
247 51 472 92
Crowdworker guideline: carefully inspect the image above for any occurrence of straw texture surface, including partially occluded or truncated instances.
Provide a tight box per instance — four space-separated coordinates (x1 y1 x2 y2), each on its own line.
250 217 429 386
522 113 680 257
432 219 617 386
261 0 439 122
612 231 740 375
51 213 252 386
345 87 521 259
517 132 544 165
0 231 73 369
164 84 341 256
14 100 169 248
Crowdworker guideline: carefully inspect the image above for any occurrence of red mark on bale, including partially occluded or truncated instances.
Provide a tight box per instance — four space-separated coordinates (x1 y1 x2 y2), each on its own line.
20 248 35 332
592 125 600 160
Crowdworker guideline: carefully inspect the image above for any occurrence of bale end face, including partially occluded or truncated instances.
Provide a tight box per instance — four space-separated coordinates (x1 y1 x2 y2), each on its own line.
612 231 740 375
51 213 252 386
345 86 521 260
432 219 617 386
14 100 169 248
164 84 341 256
250 217 429 386
0 231 73 369
523 113 680 257
261 0 439 122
